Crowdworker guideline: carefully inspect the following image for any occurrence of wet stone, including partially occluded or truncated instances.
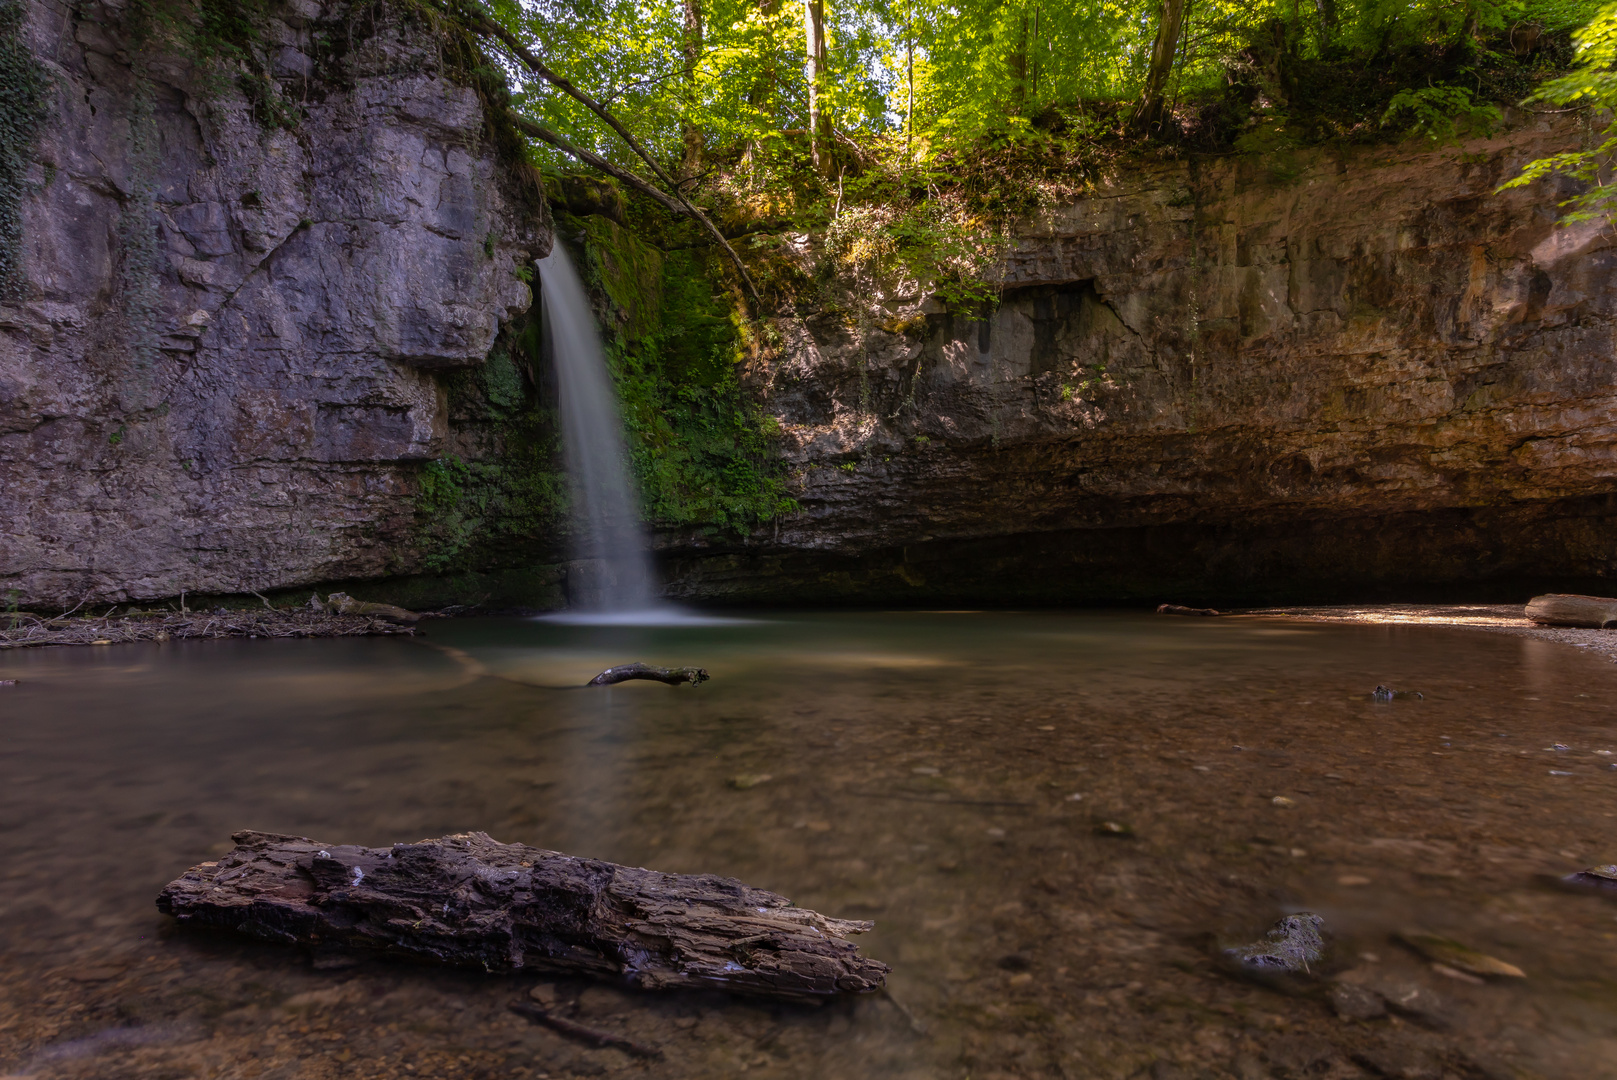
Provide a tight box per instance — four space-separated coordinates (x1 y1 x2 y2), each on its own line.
1226 913 1326 976
1328 982 1387 1021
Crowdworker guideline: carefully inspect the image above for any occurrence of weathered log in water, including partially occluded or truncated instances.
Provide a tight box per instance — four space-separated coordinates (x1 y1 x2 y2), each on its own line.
1525 593 1617 628
588 662 710 686
158 831 887 1000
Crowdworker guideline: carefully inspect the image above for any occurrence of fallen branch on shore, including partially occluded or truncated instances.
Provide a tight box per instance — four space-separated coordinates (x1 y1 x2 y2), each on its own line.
1156 603 1221 616
588 662 710 686
1525 593 1617 629
158 831 888 1000
0 607 416 649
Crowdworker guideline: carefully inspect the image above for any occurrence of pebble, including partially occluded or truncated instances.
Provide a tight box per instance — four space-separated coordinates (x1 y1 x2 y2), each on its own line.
1094 820 1133 836
1065 792 1085 801
0 679 15 687
911 766 940 776
729 773 773 789
1338 874 1373 886
1549 770 1573 776
985 827 1006 839
529 983 559 1006
1272 796 1296 807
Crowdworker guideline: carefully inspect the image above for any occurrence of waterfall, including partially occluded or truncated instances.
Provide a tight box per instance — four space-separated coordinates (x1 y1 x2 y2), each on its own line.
537 244 656 615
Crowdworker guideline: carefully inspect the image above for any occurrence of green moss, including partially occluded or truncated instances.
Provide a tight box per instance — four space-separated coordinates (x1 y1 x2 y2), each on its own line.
559 204 795 533
410 327 569 574
0 0 48 301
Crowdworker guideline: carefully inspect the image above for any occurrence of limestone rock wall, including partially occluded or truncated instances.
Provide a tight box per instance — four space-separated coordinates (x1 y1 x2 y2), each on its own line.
667 120 1617 603
0 0 549 606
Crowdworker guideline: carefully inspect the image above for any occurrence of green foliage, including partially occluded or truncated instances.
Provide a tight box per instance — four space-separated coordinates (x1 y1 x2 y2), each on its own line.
568 211 795 530
0 0 47 301
1503 1 1617 221
1381 85 1502 142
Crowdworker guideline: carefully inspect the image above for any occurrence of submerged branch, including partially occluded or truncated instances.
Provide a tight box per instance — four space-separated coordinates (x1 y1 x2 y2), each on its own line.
587 662 710 686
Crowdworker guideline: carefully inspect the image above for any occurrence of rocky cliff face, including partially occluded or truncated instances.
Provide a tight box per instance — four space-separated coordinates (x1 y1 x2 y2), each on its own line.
0 0 548 606
667 119 1617 603
4 0 1608 610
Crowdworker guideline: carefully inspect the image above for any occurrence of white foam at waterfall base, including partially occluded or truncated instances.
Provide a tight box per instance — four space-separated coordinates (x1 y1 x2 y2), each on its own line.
535 246 742 626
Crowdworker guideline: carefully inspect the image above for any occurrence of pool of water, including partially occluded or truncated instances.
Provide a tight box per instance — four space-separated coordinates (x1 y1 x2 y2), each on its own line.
2 611 1616 1079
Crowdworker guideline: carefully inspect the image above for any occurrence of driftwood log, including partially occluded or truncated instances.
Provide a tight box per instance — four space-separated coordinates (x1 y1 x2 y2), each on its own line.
1156 603 1220 616
588 662 709 686
158 831 886 999
1525 593 1617 628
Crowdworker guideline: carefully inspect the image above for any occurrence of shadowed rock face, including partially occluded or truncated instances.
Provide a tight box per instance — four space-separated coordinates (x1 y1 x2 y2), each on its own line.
666 121 1617 604
0 0 549 606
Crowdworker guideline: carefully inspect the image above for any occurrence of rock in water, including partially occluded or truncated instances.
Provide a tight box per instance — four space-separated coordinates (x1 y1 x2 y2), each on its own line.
1371 685 1423 701
158 831 888 1000
1226 913 1326 975
1563 864 1617 894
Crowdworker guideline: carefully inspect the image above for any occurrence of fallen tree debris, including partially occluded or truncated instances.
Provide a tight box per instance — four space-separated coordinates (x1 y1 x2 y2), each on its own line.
322 592 422 625
588 662 710 686
1525 593 1617 628
1156 603 1221 616
158 831 888 1000
1 607 415 649
508 1001 663 1058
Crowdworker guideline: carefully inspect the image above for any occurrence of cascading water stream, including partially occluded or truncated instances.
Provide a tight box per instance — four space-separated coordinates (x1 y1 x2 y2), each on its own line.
537 245 657 616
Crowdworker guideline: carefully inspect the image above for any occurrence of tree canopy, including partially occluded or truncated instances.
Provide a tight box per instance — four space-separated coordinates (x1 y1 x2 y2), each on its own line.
480 0 1601 178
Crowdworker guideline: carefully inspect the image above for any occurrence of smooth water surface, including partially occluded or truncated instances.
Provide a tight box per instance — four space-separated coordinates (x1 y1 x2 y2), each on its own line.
3 612 1617 1079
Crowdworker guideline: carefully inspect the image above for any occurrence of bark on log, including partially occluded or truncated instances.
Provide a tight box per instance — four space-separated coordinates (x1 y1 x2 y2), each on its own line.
588 663 710 687
1525 593 1617 628
157 831 887 999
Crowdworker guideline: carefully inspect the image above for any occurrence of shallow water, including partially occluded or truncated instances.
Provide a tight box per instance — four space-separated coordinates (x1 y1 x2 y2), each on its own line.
2 611 1616 1079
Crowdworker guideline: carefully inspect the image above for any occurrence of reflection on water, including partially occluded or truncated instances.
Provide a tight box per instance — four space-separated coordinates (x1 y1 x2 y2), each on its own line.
3 612 1617 1078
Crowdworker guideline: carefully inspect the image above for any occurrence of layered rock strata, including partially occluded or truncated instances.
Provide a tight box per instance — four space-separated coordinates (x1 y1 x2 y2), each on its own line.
667 117 1617 603
0 0 548 605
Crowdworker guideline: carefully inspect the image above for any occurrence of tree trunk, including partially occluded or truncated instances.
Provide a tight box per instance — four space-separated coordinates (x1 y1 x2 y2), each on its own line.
1525 593 1617 628
804 0 829 174
159 831 890 1000
1130 0 1186 133
682 0 705 178
905 14 914 147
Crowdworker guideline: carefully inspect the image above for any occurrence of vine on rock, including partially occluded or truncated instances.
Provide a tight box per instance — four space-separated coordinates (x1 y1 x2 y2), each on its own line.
0 0 48 301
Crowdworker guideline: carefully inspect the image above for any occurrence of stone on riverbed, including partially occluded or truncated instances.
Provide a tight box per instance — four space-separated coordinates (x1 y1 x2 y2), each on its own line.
1225 913 1326 976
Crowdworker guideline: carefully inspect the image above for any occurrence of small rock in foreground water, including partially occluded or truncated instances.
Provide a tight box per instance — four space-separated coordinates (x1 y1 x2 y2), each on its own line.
1226 913 1326 975
1328 982 1387 1021
1371 685 1424 701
